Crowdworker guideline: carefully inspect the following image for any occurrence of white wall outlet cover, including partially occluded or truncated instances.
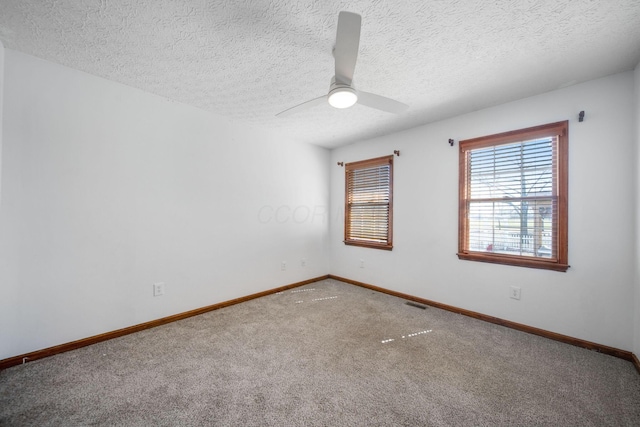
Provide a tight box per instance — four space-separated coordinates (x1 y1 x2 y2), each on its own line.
153 282 165 297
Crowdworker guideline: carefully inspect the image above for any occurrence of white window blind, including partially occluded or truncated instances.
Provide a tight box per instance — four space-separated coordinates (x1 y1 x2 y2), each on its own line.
467 137 557 258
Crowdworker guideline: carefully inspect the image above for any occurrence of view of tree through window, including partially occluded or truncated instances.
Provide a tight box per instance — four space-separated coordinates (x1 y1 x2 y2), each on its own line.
468 137 555 257
458 121 569 271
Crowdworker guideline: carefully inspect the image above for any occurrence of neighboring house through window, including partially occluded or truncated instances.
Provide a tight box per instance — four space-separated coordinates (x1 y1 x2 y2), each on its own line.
457 121 569 271
344 155 393 250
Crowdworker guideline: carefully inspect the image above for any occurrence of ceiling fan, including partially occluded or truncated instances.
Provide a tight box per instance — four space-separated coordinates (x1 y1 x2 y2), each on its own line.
276 11 409 117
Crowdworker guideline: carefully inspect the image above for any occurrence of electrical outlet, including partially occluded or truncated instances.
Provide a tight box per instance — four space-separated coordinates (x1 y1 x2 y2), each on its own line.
510 286 521 300
301 258 306 267
153 282 165 297
359 259 365 268
281 261 286 271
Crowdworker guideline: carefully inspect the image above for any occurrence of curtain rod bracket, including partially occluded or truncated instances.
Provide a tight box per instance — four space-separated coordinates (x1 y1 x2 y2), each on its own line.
578 111 585 122
449 139 455 146
394 150 400 156
337 162 344 167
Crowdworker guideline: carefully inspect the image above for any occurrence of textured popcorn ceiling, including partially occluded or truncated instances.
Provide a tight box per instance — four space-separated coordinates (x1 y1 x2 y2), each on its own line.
1 1 640 148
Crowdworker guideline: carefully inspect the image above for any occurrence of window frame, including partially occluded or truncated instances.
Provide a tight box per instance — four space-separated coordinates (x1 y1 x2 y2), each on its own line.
344 155 394 251
457 121 569 272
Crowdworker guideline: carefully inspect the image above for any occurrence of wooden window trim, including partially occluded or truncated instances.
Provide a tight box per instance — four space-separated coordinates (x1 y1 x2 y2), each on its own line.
457 121 569 272
344 155 393 250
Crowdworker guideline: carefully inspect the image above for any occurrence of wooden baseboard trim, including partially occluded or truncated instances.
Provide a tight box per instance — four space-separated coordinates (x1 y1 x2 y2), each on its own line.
633 353 640 375
329 274 635 363
3 274 634 373
0 275 329 371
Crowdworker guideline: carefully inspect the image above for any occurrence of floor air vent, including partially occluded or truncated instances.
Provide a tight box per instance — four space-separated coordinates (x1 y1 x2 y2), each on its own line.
405 301 427 310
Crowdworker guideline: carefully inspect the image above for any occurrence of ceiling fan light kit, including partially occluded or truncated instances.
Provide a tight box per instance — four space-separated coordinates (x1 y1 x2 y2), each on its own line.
328 86 358 109
276 11 408 118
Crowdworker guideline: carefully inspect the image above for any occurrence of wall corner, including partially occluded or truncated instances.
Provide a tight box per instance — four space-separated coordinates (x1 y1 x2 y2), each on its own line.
634 61 640 359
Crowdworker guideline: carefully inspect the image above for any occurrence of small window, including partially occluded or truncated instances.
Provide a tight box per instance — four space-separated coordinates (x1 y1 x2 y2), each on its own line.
344 155 393 250
457 121 569 271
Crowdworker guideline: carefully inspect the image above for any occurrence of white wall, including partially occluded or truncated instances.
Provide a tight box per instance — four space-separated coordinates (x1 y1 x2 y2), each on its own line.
330 72 637 351
0 41 21 358
0 40 3 195
634 62 640 358
0 50 330 360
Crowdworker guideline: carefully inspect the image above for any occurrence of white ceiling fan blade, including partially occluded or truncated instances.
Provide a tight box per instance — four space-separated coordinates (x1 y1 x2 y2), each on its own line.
357 91 409 114
334 12 361 86
276 95 328 117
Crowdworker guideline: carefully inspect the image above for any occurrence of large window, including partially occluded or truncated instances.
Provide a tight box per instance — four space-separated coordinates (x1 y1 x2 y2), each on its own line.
457 121 568 271
344 155 393 250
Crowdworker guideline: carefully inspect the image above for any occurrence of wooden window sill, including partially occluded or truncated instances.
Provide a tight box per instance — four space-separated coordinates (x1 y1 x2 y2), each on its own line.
457 252 569 272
